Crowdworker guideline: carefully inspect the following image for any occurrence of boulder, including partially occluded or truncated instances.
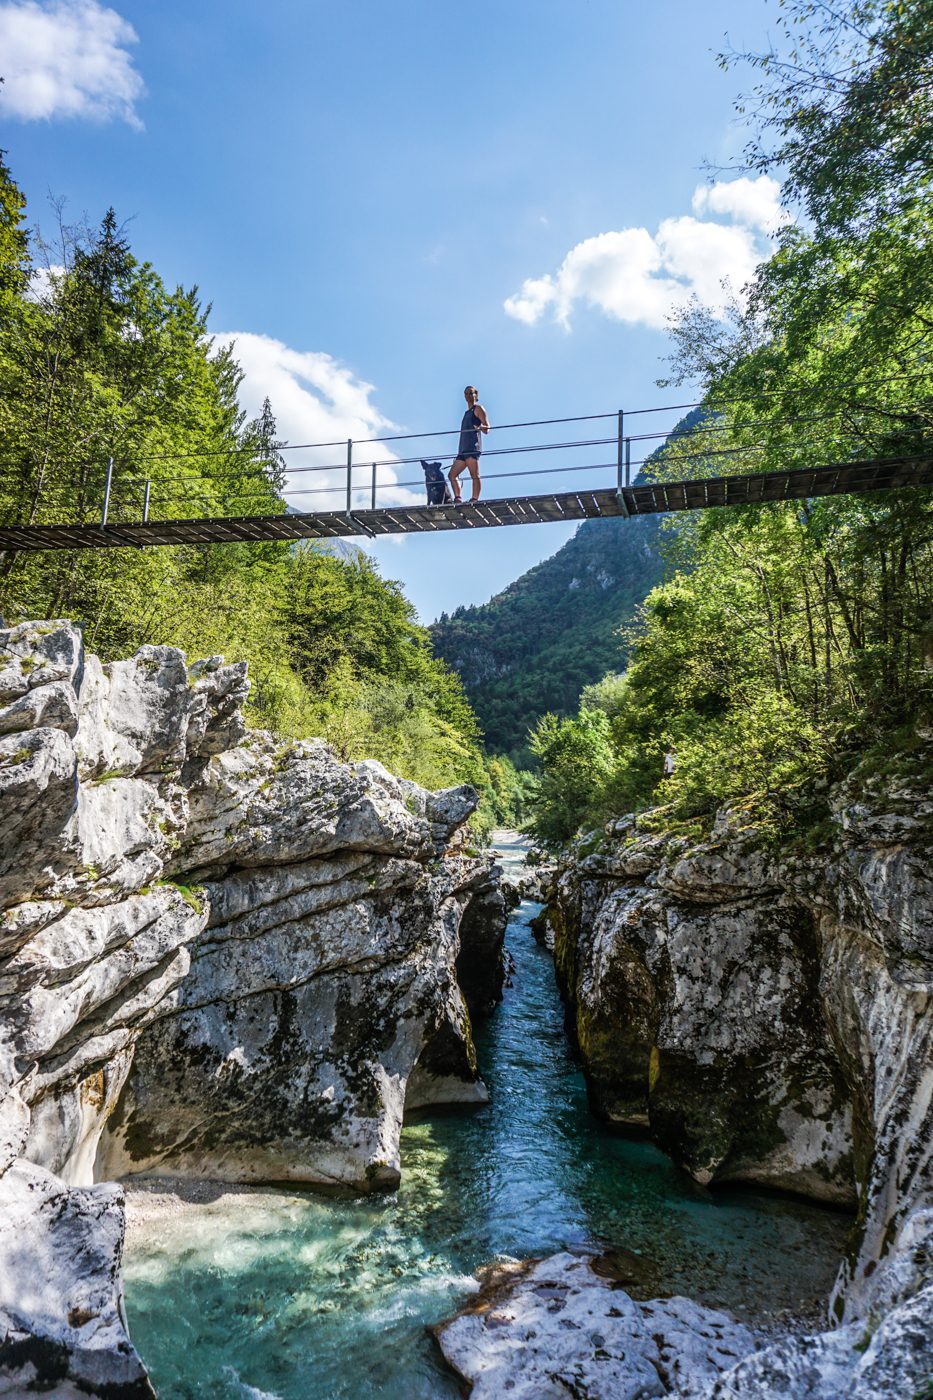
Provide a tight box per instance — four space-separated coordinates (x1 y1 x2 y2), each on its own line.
436 1245 933 1400
0 1159 154 1399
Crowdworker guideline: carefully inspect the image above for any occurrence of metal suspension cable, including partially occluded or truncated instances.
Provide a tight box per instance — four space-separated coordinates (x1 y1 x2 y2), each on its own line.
141 427 907 510
108 398 933 494
84 365 933 478
349 410 618 445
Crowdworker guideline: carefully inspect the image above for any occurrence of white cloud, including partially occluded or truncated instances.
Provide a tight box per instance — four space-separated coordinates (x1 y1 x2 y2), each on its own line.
656 216 762 312
219 332 421 514
505 176 787 332
691 175 786 234
25 262 63 301
0 0 144 127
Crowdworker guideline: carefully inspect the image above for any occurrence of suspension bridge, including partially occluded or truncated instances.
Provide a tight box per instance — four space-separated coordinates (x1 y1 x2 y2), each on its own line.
2 391 930 552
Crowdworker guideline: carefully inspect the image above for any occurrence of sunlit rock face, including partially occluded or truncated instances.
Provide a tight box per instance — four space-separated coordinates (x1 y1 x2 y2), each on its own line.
544 763 933 1381
435 1248 933 1400
434 1251 759 1400
0 620 505 1395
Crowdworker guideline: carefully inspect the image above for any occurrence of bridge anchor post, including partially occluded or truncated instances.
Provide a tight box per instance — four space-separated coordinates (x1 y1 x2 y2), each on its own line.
101 458 113 528
346 439 353 512
615 414 630 518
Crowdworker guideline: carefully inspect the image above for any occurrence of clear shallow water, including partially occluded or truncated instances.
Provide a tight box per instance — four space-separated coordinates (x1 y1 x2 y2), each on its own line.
123 848 852 1400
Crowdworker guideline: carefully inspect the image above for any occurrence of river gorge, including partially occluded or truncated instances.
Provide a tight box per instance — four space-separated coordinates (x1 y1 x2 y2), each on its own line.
0 622 930 1398
120 849 849 1399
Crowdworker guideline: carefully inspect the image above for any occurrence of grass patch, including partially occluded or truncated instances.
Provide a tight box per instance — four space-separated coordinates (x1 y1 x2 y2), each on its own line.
156 880 206 915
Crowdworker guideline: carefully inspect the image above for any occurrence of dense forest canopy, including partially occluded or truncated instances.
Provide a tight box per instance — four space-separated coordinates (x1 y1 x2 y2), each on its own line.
528 0 933 848
2 0 929 849
0 165 520 830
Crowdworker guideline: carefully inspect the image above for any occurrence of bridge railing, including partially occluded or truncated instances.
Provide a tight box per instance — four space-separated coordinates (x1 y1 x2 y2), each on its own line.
14 370 932 529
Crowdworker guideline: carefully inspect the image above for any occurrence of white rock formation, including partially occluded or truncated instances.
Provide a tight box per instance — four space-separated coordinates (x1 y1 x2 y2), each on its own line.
0 620 505 1396
0 1160 153 1399
436 1248 933 1400
541 761 933 1391
434 1251 758 1399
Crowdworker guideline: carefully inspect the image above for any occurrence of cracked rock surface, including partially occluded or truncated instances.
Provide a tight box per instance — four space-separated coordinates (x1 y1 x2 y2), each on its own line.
434 1251 758 1400
536 759 933 1392
0 620 506 1396
436 1247 933 1400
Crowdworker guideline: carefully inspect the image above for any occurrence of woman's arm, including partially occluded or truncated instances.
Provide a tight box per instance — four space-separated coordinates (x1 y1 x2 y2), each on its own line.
476 403 490 434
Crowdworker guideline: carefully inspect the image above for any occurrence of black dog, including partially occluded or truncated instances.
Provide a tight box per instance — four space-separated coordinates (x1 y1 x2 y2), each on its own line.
421 460 453 506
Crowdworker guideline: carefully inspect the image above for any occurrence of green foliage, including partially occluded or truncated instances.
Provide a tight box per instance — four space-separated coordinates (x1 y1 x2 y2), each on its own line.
528 0 933 848
160 881 205 916
0 150 29 318
528 708 615 847
0 157 493 808
723 0 933 235
529 488 932 848
474 752 536 837
431 513 664 763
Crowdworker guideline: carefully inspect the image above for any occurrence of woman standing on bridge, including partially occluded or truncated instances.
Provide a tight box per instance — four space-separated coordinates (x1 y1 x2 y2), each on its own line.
449 385 489 503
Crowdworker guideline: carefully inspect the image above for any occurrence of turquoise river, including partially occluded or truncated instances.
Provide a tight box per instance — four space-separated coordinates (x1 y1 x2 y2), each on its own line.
122 836 851 1399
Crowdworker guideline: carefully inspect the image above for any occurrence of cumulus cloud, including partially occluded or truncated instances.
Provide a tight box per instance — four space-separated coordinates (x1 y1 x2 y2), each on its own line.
692 175 785 234
219 332 420 513
504 176 788 331
0 0 144 127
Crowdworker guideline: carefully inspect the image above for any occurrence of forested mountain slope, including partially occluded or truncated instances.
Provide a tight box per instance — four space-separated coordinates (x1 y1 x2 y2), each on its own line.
430 511 664 762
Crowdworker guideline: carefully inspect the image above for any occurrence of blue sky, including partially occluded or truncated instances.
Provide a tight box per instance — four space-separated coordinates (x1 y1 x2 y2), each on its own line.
1 0 786 620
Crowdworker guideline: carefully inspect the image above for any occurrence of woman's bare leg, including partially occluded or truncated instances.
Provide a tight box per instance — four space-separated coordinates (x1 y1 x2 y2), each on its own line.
465 457 481 501
449 458 466 501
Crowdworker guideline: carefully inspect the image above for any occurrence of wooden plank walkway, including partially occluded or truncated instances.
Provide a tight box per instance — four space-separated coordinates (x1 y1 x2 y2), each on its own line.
0 455 929 552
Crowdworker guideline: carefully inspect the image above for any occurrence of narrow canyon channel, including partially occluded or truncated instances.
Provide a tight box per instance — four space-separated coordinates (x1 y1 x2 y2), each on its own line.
122 833 851 1400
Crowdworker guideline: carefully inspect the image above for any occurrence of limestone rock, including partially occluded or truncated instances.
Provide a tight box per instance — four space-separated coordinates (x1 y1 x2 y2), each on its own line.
0 678 78 738
0 620 82 705
0 1159 154 1399
0 618 507 1390
434 1251 757 1399
702 1279 933 1398
96 854 494 1191
455 869 509 1019
437 1247 933 1400
547 759 933 1381
184 655 249 757
0 726 77 906
74 645 191 778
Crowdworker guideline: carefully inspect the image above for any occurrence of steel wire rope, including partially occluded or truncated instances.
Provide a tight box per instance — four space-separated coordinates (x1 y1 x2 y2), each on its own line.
147 450 907 512
620 405 930 447
143 428 916 512
62 366 933 481
106 397 933 495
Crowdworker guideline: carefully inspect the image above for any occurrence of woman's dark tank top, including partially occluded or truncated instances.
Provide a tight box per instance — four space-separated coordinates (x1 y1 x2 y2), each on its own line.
458 406 482 458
